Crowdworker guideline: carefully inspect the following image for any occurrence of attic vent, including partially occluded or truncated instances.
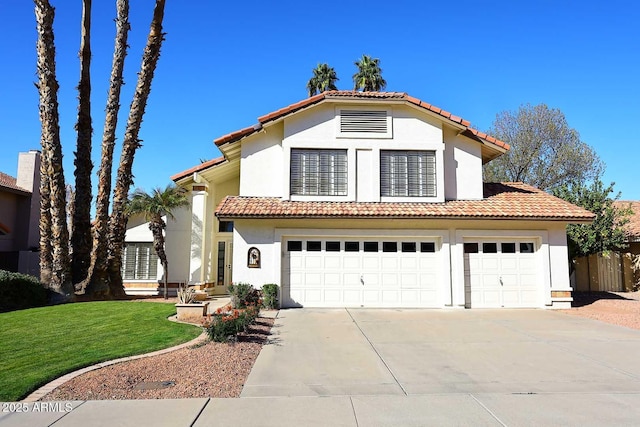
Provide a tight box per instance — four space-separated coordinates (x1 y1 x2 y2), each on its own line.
340 110 388 133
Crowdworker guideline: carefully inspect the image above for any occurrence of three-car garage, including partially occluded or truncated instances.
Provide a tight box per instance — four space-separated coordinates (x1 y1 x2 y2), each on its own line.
280 233 544 309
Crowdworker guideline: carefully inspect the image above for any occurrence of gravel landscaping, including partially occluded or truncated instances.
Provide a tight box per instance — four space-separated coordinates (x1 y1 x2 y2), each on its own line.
560 291 640 330
41 315 274 400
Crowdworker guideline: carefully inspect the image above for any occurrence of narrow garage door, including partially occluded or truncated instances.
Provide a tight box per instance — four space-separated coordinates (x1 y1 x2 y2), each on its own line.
463 240 540 308
282 238 441 308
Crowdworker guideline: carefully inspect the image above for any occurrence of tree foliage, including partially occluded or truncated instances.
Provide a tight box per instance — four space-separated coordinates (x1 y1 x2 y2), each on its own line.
306 63 338 97
126 185 189 299
353 54 386 92
552 180 632 259
483 104 603 191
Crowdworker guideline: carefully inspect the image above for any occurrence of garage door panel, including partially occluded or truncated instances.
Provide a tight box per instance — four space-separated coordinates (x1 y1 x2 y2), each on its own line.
400 273 418 287
362 257 379 269
420 290 438 305
382 290 399 303
401 258 417 269
290 255 303 269
343 289 361 304
382 273 398 286
324 273 341 286
343 256 360 269
381 257 398 269
419 273 436 288
325 256 341 269
324 289 341 303
500 258 518 270
420 258 437 269
305 256 322 269
304 273 322 286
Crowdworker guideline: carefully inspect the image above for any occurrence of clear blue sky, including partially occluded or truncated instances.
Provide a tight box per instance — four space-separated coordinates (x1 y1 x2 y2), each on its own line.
1 1 638 200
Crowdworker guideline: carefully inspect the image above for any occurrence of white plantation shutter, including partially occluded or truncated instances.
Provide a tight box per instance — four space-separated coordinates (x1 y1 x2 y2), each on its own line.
340 110 387 133
381 151 436 197
122 243 158 280
291 149 347 196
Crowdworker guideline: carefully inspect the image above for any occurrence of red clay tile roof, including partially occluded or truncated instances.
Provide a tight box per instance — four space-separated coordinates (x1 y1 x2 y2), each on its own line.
215 182 594 222
213 91 509 151
171 156 227 182
0 171 30 194
613 201 640 240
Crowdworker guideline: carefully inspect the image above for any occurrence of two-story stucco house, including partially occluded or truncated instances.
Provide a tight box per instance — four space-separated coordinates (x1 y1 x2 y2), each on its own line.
126 91 594 308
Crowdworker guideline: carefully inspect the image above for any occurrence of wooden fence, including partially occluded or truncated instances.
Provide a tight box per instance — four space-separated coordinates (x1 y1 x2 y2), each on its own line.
574 252 637 292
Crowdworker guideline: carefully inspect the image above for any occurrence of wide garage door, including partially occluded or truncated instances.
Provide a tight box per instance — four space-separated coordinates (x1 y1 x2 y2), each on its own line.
282 237 441 308
463 239 541 308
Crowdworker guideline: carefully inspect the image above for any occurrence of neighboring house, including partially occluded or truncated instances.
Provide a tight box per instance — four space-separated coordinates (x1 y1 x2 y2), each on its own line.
614 201 640 254
0 151 41 276
126 91 594 308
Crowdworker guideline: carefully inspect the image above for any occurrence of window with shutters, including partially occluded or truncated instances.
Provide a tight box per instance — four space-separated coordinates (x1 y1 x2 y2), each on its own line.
122 242 158 280
380 150 436 197
337 109 391 138
290 149 347 196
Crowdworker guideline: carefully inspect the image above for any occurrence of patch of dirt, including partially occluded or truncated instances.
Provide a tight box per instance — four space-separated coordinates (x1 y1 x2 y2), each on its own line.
560 291 640 330
41 316 274 400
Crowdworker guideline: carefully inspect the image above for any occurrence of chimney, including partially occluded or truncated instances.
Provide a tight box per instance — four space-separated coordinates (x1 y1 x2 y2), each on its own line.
16 150 41 250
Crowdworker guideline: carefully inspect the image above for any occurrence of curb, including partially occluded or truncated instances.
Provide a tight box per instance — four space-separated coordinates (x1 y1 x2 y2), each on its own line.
22 326 208 403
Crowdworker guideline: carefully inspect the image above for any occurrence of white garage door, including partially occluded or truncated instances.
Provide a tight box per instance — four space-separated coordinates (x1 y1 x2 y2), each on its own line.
282 238 441 308
463 240 541 308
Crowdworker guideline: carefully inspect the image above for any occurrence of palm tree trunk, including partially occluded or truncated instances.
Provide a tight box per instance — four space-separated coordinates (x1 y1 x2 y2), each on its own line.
35 0 73 301
107 0 166 296
84 0 130 298
71 0 93 287
149 219 168 299
38 141 52 286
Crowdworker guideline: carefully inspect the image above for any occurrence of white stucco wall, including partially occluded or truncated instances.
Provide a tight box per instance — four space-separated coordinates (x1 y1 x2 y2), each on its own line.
239 122 284 197
443 128 483 200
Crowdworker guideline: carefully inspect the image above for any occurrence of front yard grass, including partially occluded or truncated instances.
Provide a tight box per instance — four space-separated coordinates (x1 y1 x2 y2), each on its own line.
0 301 201 401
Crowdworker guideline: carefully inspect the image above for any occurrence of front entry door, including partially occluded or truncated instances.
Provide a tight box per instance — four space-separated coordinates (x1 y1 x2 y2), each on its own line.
216 239 233 295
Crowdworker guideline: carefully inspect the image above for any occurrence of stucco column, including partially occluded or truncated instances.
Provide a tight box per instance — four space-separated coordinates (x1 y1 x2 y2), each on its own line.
189 182 208 285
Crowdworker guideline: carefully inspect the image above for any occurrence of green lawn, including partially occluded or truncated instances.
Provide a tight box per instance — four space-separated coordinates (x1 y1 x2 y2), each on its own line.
0 301 201 401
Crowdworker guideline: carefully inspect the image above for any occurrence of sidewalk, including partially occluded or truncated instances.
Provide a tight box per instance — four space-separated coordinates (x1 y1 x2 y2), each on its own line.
4 393 640 426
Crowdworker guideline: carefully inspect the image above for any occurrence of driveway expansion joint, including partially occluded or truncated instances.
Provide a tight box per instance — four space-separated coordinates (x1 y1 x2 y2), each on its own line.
345 308 408 396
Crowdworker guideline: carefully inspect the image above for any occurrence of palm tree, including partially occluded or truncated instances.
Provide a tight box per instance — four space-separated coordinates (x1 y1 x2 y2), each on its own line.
352 54 386 92
71 0 93 286
35 0 73 301
307 63 339 96
107 0 167 298
126 185 189 299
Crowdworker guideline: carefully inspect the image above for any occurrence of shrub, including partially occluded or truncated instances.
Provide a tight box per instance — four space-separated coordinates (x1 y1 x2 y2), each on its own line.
205 305 260 342
0 270 48 313
227 282 260 308
177 283 196 304
262 284 279 309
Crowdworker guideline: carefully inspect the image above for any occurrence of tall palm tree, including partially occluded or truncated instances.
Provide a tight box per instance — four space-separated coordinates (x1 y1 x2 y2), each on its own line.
71 0 93 286
306 63 339 96
352 54 386 92
107 0 167 297
126 185 190 299
35 0 73 301
84 0 130 298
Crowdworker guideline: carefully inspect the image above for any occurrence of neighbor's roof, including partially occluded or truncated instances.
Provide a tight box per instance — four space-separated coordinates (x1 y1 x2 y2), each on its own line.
214 91 509 151
216 182 595 222
0 172 30 195
614 201 640 240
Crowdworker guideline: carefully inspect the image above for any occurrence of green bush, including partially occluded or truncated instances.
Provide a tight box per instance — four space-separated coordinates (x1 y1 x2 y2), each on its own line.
262 284 279 309
227 282 260 308
0 270 48 313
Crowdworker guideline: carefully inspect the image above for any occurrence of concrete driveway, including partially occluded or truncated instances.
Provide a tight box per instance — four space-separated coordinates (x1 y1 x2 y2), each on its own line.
238 308 640 425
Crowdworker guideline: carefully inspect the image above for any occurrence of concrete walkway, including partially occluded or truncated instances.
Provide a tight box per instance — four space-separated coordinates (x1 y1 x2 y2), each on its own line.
4 309 640 426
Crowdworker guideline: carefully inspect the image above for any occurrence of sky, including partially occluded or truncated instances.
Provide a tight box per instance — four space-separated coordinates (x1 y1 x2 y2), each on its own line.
1 0 639 201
